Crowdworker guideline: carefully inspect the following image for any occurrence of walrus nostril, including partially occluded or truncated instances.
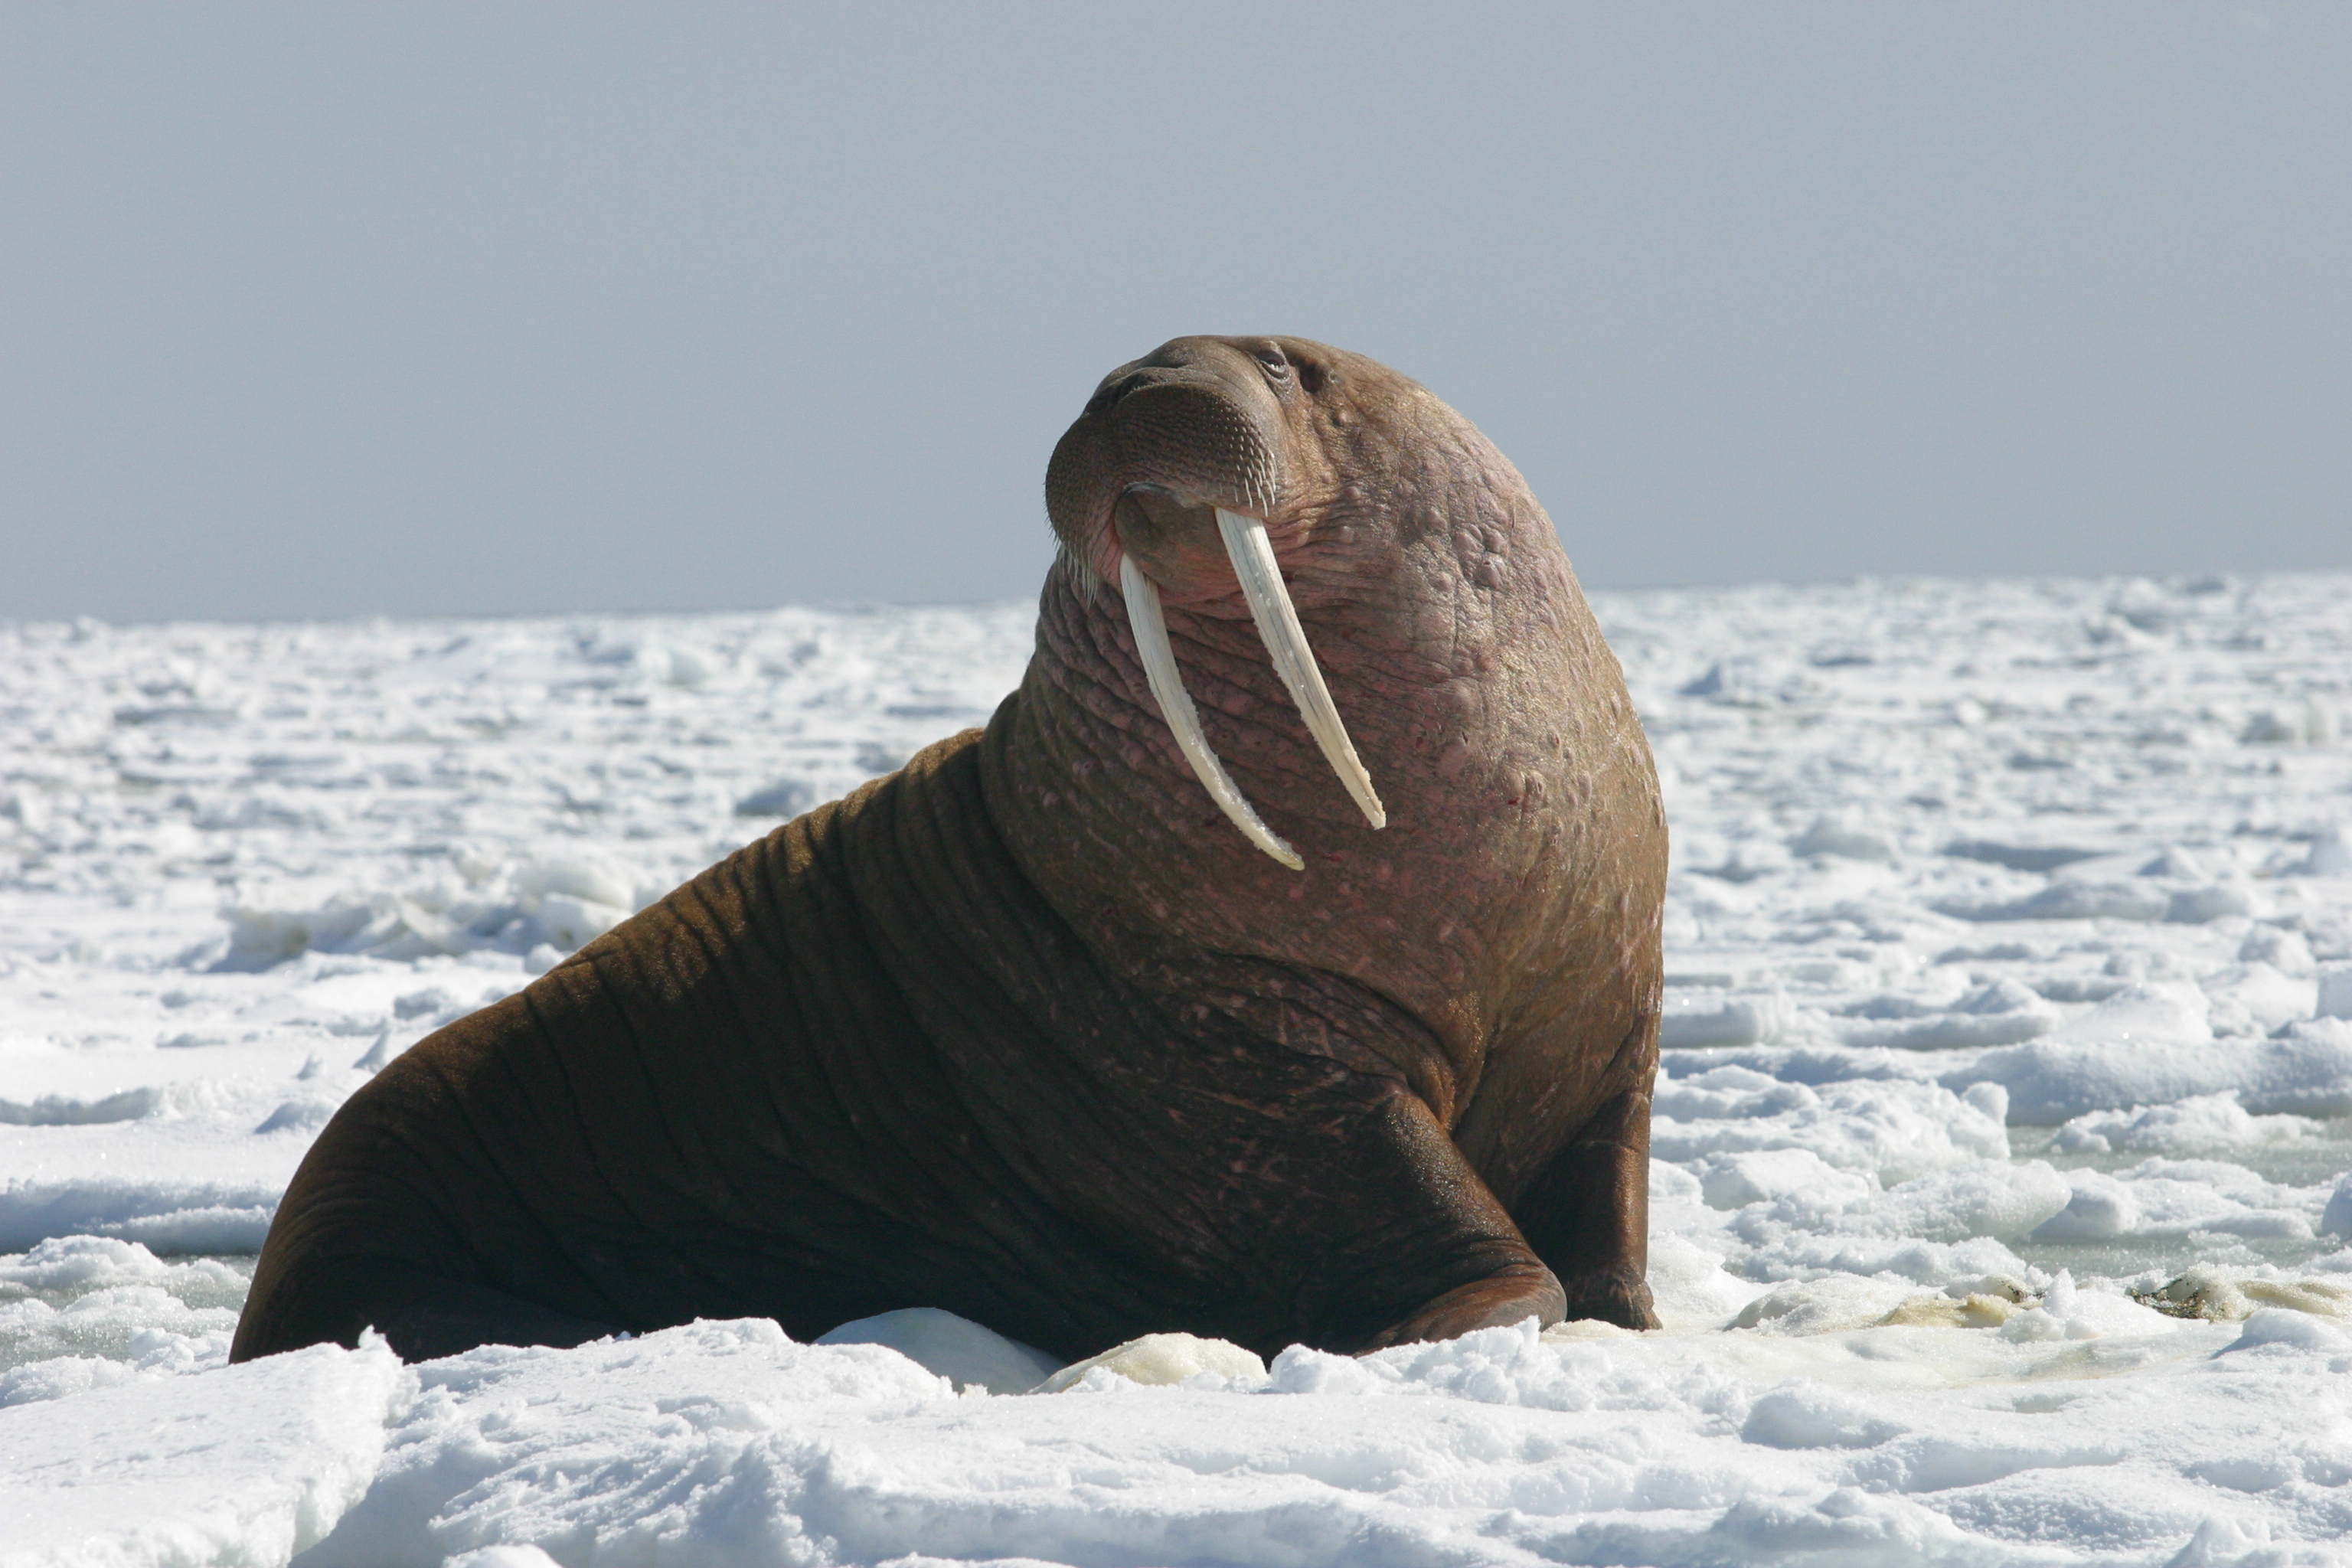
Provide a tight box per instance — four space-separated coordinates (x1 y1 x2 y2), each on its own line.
1098 368 1168 410
1083 376 1139 418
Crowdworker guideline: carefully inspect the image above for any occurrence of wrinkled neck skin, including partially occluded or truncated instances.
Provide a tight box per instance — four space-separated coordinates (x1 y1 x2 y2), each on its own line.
981 340 1663 1126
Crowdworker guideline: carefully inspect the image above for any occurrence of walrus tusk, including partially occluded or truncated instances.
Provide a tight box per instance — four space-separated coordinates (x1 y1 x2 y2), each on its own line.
1119 552 1305 870
1215 508 1387 831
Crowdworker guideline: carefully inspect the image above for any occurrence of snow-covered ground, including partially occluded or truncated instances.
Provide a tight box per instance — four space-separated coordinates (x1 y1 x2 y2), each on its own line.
5 572 2350 1567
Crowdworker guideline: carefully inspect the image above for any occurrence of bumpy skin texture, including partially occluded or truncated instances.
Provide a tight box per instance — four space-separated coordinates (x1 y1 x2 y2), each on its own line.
231 337 1665 1367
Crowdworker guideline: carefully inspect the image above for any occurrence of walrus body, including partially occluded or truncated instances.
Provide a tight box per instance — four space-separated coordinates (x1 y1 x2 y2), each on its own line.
232 338 1666 1367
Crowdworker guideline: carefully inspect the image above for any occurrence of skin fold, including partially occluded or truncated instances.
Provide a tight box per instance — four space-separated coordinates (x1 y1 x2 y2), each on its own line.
230 336 1666 1367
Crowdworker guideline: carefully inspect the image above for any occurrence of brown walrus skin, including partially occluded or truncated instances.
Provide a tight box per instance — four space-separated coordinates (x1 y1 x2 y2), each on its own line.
230 336 1667 1367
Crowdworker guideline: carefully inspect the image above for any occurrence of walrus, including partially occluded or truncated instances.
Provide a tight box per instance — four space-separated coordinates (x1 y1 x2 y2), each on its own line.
230 335 1666 1367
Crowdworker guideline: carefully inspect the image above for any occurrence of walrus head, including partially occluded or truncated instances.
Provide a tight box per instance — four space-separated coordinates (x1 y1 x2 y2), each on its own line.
992 335 1664 1136
1045 337 1386 867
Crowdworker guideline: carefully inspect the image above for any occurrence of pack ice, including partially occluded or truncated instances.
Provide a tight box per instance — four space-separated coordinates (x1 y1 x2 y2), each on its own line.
4 573 2350 1566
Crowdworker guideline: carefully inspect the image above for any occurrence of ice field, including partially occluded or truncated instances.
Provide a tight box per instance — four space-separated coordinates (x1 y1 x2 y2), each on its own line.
5 571 2352 1567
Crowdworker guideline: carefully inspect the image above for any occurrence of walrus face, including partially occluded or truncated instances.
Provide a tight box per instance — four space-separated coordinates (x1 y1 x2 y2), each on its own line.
1045 337 1393 867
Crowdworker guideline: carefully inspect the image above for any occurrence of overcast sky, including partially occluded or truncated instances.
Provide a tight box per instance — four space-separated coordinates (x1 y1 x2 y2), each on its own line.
5 2 2346 624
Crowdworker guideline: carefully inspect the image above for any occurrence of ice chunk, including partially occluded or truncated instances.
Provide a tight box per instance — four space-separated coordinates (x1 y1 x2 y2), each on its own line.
1271 1318 1624 1410
0 1082 228 1127
351 1029 398 1070
816 1307 1063 1394
2102 1162 2315 1241
2237 923 2318 977
2141 1266 2352 1324
2201 962 2318 1036
1660 990 1790 1048
1656 1069 2009 1183
514 856 638 914
734 778 815 817
0 1171 286 1253
253 1092 343 1135
2300 825 2352 877
1867 1161 2073 1243
2225 1307 2352 1354
2165 884 2256 923
1742 1385 1907 1449
579 635 717 688
1958 1027 2352 1123
1698 1148 1873 1210
1793 815 1895 862
1841 978 2056 1049
1940 880 2174 923
2032 1170 2141 1240
532 891 628 950
1873 1285 2031 1330
218 894 444 969
300 1318 954 1563
1649 1158 1704 1204
1644 1233 1767 1328
2242 701 2340 746
1732 1276 1920 1334
1034 1331 1266 1393
1728 1163 2070 1285
2050 1093 2324 1156
2045 982 2212 1047
0 1235 247 1302
446 1548 564 1568
0 1259 245 1409
2318 962 2352 1021
1998 1270 2169 1342
2322 1173 2352 1237
1942 838 2104 873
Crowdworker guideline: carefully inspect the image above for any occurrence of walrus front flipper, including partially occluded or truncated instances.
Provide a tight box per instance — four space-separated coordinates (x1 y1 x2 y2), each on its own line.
362 1266 627 1361
231 1253 623 1363
1273 1087 1569 1354
1510 1083 1661 1332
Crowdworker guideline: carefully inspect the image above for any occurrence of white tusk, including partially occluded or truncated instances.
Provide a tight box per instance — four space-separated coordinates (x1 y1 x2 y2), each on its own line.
1119 552 1303 871
1214 508 1387 830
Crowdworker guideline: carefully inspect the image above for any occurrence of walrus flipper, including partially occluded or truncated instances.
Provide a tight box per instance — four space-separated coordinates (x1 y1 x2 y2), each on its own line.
343 1263 620 1362
1305 1089 1569 1351
233 1250 623 1362
1509 1080 1661 1332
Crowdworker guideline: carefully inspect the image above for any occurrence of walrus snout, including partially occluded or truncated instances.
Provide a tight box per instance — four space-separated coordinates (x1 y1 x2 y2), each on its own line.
1047 347 1288 581
1047 336 1386 871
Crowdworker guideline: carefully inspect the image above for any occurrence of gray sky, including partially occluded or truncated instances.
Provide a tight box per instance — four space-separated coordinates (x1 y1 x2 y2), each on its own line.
5 2 2346 624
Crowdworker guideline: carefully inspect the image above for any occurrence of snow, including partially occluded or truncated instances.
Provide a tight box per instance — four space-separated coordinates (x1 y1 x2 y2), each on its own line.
0 1334 407 1566
3 572 2350 1565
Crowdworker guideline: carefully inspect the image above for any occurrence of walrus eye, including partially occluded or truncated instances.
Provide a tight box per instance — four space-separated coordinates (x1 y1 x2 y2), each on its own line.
1118 554 1304 871
1251 346 1290 381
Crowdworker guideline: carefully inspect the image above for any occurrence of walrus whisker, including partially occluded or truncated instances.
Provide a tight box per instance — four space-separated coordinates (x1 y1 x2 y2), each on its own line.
1214 508 1387 831
1118 551 1305 871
